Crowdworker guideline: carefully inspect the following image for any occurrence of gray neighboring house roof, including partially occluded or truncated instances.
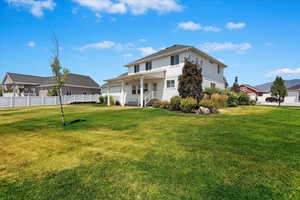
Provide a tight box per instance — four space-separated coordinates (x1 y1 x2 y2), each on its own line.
4 72 100 88
6 72 48 85
42 73 100 88
288 84 300 90
125 44 227 67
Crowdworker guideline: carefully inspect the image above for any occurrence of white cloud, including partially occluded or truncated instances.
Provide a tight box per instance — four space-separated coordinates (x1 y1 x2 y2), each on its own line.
137 47 156 56
139 38 147 42
76 40 134 51
123 53 133 58
178 21 201 31
26 41 36 47
72 0 182 15
226 22 246 30
266 68 300 78
200 42 252 53
265 42 272 46
178 21 221 32
5 0 55 17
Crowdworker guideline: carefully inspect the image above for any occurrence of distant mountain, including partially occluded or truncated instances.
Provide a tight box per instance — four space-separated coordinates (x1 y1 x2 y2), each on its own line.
255 79 300 91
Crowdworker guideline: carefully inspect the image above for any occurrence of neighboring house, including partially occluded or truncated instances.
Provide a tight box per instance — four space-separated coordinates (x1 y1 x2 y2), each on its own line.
102 44 227 106
286 84 300 102
2 72 100 97
239 84 265 99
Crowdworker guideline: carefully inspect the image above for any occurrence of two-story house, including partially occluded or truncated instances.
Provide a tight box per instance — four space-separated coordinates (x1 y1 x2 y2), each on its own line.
102 45 227 107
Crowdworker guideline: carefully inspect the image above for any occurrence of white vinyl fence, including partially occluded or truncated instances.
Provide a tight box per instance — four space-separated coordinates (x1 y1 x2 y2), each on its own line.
0 94 100 108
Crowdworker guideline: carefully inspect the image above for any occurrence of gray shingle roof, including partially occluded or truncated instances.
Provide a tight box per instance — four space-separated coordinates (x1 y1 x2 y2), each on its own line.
126 45 190 66
42 73 99 88
288 84 300 90
7 72 48 84
5 72 99 88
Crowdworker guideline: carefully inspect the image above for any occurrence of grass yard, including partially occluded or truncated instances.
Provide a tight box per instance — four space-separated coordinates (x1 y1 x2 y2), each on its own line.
0 105 299 199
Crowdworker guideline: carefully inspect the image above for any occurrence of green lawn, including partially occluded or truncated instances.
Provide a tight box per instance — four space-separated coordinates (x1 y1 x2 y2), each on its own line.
0 105 299 199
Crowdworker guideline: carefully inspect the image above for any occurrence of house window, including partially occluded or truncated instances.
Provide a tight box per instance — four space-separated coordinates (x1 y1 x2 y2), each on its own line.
145 61 152 71
67 91 72 95
144 83 148 93
218 65 220 74
134 65 140 73
170 55 179 65
132 85 137 94
167 80 175 88
210 83 216 88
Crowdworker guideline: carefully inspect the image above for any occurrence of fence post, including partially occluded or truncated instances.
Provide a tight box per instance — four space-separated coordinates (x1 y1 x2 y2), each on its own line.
27 96 30 107
55 96 57 105
11 96 15 108
74 95 76 103
42 96 45 106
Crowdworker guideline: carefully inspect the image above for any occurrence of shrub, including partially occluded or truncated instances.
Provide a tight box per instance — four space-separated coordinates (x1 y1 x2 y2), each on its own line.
227 94 239 107
180 97 198 113
170 96 182 111
250 99 257 106
152 100 161 108
238 93 251 105
0 89 2 97
200 99 216 112
115 100 121 106
159 101 170 109
211 93 228 108
102 96 115 105
204 88 226 96
99 96 105 104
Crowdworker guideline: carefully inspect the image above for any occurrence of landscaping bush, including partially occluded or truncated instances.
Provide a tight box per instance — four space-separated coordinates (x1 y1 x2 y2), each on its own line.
200 99 218 113
152 100 161 108
180 97 198 113
115 100 121 106
102 96 115 105
211 93 228 108
204 88 226 96
170 96 182 111
99 96 105 104
159 101 170 109
227 94 239 107
238 93 251 105
250 99 257 106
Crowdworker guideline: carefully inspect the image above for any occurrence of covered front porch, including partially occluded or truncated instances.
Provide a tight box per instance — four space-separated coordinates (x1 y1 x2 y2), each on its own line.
105 70 166 107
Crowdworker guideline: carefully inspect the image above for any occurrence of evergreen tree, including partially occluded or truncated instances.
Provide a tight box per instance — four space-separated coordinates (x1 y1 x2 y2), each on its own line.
231 76 240 93
271 76 287 106
178 59 203 101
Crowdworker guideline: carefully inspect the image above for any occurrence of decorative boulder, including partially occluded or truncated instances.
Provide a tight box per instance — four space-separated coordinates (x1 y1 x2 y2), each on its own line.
198 106 211 115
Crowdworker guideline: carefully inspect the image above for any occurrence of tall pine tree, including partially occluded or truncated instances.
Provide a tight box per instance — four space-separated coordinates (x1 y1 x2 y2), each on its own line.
231 76 240 93
178 59 203 101
271 76 287 106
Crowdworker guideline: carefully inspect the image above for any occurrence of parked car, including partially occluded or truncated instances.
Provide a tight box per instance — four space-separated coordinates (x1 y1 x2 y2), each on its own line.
265 97 284 103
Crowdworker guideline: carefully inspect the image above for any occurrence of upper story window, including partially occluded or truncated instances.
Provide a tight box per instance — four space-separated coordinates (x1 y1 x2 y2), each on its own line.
167 80 175 88
218 65 221 74
170 55 179 65
134 65 140 73
145 61 152 71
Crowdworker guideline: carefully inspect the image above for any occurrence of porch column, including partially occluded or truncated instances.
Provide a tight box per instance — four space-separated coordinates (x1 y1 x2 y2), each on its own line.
121 80 125 106
107 84 110 106
140 76 144 107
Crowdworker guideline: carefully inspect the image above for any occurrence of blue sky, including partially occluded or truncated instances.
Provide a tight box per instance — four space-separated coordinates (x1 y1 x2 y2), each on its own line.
1 0 300 85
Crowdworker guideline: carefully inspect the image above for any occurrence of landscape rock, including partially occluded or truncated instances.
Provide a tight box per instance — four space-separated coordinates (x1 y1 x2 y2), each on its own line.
198 106 211 115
